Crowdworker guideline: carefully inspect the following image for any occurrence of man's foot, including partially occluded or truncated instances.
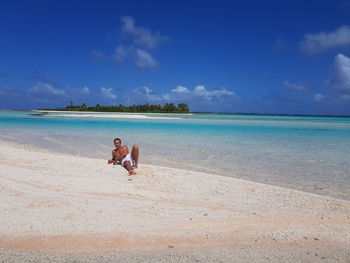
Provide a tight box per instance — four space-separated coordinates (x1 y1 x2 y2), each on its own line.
128 169 136 175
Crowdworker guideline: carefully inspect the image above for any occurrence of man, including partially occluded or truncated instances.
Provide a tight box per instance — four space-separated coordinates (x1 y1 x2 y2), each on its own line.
108 138 139 175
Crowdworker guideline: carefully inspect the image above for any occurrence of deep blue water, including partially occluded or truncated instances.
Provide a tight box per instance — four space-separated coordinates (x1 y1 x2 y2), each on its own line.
1 111 349 200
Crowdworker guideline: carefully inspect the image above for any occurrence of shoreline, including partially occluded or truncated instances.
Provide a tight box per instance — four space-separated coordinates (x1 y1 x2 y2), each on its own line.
1 139 348 202
34 109 193 115
32 110 186 120
1 140 349 262
44 113 183 120
2 134 348 201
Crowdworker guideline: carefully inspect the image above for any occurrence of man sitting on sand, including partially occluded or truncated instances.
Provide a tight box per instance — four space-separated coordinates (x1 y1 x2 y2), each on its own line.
108 138 139 175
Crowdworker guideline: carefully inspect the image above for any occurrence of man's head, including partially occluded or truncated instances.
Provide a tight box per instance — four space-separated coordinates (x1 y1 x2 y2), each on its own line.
114 138 121 148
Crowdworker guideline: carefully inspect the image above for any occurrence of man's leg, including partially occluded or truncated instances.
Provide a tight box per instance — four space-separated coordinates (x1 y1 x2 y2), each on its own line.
123 161 136 175
131 145 139 168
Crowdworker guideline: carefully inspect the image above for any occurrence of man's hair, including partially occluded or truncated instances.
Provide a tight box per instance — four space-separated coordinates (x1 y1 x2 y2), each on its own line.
114 138 121 143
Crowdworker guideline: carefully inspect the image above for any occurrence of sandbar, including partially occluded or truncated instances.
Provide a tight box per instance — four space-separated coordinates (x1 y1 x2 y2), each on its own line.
34 110 184 119
49 113 182 119
0 140 349 262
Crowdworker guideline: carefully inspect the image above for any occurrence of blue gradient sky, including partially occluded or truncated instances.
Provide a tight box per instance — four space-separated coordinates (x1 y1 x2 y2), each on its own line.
1 0 350 114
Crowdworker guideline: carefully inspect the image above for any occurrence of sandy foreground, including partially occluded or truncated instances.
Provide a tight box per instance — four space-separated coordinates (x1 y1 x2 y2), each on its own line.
0 141 349 262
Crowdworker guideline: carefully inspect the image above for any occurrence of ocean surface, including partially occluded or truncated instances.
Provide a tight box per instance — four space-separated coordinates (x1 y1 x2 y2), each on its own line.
1 110 349 200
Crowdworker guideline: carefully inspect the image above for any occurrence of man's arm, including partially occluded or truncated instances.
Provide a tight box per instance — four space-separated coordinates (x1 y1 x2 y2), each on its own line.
121 146 129 159
108 150 120 164
108 159 119 164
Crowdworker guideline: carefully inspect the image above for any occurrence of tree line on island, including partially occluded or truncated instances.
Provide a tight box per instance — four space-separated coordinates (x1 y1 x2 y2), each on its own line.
39 101 190 113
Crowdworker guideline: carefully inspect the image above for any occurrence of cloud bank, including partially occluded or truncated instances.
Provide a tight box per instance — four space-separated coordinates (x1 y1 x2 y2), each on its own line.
130 85 235 107
299 25 350 54
81 86 90 94
171 85 190 94
101 87 117 99
29 82 65 96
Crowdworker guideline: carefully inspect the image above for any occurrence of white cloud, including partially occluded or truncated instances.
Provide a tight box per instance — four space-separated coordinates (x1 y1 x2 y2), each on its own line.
211 88 235 96
101 87 117 99
133 86 152 96
132 86 169 102
299 25 350 54
81 86 90 94
193 85 235 100
29 82 65 96
113 45 129 62
314 93 325 102
113 46 158 69
328 53 350 92
193 85 206 95
173 85 235 101
171 85 190 94
114 16 167 69
135 49 157 69
283 80 309 91
121 16 169 49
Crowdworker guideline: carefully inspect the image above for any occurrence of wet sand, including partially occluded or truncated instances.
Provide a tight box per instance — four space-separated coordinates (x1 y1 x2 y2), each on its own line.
0 140 349 262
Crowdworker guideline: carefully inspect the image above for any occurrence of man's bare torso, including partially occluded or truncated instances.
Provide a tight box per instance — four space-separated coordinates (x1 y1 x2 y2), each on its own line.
112 146 128 162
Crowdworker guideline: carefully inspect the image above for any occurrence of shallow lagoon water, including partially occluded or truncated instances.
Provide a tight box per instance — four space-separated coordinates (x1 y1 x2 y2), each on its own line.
1 111 349 200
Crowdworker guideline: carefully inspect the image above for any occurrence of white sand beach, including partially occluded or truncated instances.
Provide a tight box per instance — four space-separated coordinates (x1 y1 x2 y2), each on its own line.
0 140 349 262
47 114 182 120
34 110 184 119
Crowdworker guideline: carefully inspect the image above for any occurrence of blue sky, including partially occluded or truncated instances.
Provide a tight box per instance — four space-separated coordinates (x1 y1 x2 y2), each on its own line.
1 0 350 114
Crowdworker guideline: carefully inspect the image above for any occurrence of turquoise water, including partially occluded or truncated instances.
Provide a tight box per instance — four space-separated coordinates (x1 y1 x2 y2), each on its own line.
1 110 349 200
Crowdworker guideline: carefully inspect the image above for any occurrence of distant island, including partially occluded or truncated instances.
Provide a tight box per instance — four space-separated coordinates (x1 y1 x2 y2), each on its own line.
39 102 190 113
